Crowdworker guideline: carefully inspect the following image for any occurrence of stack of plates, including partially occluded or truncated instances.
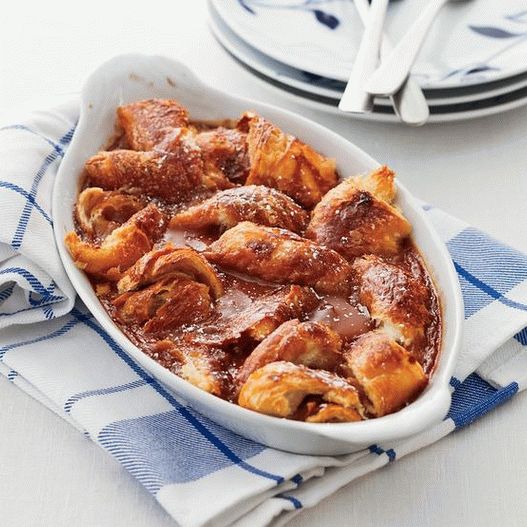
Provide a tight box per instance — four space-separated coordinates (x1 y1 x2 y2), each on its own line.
209 0 527 123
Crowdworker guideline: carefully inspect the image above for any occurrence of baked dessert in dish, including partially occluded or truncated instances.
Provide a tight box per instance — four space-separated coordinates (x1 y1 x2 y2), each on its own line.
65 98 441 423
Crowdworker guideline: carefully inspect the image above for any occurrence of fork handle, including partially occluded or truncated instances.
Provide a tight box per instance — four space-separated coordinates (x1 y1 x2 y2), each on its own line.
338 0 390 113
353 0 429 125
366 0 449 96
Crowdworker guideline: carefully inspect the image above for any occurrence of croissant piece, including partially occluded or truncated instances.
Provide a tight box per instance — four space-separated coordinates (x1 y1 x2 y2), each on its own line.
235 285 318 342
117 99 189 151
200 168 236 193
198 285 319 347
306 403 362 423
343 331 427 417
244 115 338 208
75 187 144 239
204 222 353 295
238 320 342 385
353 255 432 352
196 127 250 184
85 132 203 202
152 340 224 396
353 164 396 203
238 361 363 419
114 276 213 333
65 204 166 280
117 245 223 299
170 185 309 234
69 98 441 422
177 348 224 396
305 166 411 258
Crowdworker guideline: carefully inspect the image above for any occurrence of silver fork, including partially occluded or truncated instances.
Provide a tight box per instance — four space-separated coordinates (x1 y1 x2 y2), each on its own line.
366 0 462 96
340 0 429 125
354 0 429 125
338 0 389 113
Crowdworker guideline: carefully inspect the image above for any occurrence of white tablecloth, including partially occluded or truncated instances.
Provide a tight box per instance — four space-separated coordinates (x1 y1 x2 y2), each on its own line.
1 1 527 526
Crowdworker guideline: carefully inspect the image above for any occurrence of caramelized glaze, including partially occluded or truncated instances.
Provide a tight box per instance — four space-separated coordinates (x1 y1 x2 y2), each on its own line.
67 98 441 423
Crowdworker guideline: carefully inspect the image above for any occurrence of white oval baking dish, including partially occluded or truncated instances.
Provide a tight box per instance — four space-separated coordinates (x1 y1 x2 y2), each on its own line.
53 54 463 455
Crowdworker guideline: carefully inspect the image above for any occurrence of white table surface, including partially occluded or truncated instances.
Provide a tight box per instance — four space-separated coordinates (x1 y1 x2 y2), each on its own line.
1 1 527 526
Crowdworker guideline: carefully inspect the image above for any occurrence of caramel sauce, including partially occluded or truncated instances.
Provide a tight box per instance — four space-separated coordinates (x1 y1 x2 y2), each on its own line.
309 295 372 340
165 227 214 252
79 113 441 410
94 218 440 400
162 227 371 342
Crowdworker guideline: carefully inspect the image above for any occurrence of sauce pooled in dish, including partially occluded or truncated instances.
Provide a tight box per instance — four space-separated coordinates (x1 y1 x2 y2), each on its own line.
65 99 441 422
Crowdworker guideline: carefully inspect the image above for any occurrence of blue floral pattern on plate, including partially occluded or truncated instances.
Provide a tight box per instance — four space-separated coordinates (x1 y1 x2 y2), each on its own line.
238 0 341 29
209 0 527 122
443 10 527 84
214 0 527 89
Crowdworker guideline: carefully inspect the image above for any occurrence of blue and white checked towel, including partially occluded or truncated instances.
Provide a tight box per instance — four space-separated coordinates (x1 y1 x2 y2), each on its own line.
2 102 527 527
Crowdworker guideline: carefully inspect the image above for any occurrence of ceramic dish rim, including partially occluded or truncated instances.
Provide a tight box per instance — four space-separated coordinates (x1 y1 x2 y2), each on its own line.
52 53 464 451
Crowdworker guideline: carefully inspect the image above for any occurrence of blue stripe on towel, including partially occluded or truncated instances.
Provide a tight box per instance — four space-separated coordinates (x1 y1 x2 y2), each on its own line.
0 283 15 302
10 124 75 250
455 272 493 318
64 379 151 413
0 317 79 359
0 181 53 225
0 267 63 301
28 282 59 319
449 376 462 390
0 303 56 318
514 327 527 346
447 373 519 428
291 474 303 486
449 228 527 292
369 444 384 456
385 449 396 461
454 261 527 313
368 444 396 462
98 410 268 492
0 125 67 154
448 227 527 316
71 308 283 486
42 305 55 320
278 494 303 509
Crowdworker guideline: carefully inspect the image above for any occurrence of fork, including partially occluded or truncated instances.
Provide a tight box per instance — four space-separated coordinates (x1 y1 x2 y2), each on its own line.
338 0 389 113
366 0 460 96
353 0 430 125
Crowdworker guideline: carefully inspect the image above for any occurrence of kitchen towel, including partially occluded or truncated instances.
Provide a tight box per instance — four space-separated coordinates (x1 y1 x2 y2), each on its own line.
1 102 527 527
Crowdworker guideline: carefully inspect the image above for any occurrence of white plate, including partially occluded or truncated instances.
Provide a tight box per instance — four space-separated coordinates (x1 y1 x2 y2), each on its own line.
243 65 527 123
209 0 527 107
53 54 463 455
212 0 527 89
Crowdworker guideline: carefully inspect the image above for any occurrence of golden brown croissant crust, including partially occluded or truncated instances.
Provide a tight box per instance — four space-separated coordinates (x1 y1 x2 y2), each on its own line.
244 114 338 208
204 222 353 295
113 276 213 333
343 331 427 417
117 98 189 151
75 187 145 240
237 319 342 385
66 98 441 423
196 127 250 184
353 254 434 365
65 204 166 280
117 245 223 299
170 185 309 234
238 361 364 420
306 166 412 258
85 141 203 202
